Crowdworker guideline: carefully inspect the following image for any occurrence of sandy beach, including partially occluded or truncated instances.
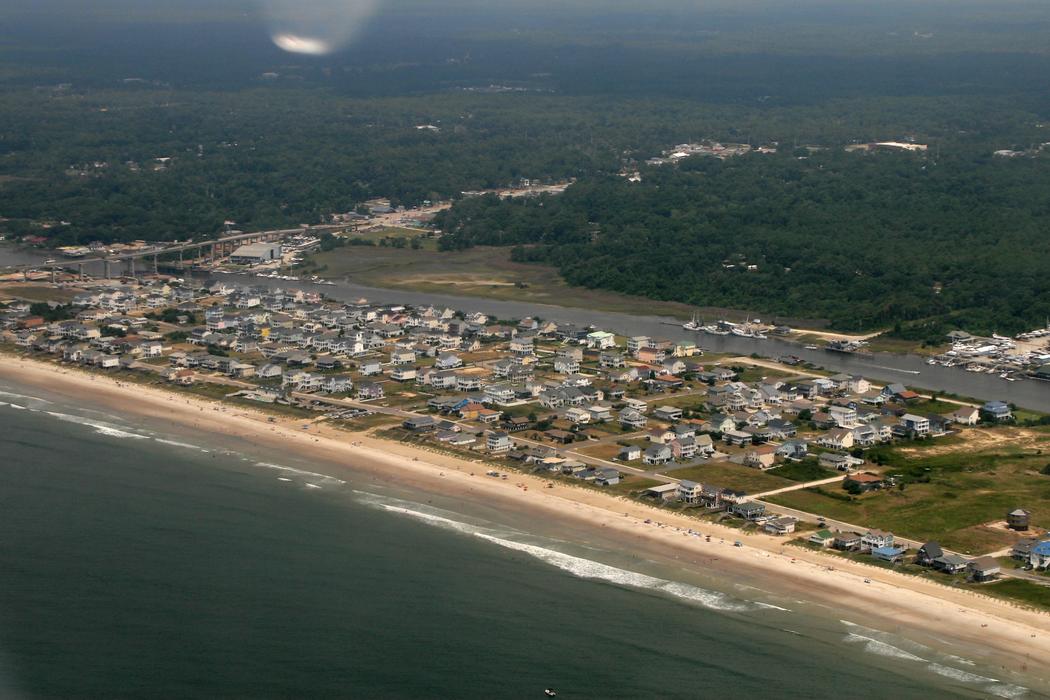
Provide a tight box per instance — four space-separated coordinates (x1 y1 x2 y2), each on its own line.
2 352 1049 688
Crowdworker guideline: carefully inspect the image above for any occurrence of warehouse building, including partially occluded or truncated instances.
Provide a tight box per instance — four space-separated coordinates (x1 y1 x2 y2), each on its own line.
230 242 282 265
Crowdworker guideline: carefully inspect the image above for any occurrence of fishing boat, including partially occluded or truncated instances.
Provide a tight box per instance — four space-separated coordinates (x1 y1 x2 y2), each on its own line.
682 312 703 331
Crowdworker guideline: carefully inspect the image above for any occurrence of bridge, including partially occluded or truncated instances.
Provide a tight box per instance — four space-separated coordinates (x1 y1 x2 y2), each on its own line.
2 225 344 282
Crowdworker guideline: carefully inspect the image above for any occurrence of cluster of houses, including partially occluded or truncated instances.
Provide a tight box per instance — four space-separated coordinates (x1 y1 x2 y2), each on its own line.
5 277 1049 599
0 279 1015 490
804 529 1005 581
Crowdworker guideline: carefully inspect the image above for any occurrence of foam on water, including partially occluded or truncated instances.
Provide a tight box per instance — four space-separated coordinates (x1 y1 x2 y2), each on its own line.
0 389 51 404
841 622 1029 696
44 410 150 440
926 663 999 684
370 498 766 613
844 632 927 662
154 438 210 453
254 462 346 486
926 663 1028 697
0 401 27 410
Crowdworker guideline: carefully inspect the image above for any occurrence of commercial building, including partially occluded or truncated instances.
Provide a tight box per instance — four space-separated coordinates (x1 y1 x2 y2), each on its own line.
230 242 282 265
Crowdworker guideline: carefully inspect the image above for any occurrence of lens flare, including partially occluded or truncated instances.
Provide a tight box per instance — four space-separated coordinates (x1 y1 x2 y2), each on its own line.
260 0 380 55
271 34 332 55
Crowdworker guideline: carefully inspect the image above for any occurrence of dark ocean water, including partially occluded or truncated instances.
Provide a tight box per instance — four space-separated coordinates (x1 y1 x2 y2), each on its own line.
0 383 1040 699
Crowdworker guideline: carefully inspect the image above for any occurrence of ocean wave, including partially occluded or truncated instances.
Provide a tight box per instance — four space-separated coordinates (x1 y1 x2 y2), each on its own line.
44 410 150 440
926 662 1029 697
154 438 210 453
373 499 759 613
841 623 1028 696
986 683 1030 699
925 663 999 684
0 401 27 410
943 654 976 667
0 389 51 404
844 633 927 662
254 462 346 486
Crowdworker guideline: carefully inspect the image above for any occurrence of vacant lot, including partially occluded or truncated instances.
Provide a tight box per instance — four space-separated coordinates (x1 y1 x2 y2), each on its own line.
668 461 794 495
768 448 1050 554
0 284 80 303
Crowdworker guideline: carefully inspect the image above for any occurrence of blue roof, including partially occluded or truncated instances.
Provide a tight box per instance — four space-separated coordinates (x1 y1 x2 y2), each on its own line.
1032 541 1050 556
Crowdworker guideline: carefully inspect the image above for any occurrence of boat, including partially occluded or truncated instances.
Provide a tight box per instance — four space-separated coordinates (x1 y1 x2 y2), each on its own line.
545 689 557 697
729 315 768 339
702 323 730 336
682 312 703 332
803 344 819 350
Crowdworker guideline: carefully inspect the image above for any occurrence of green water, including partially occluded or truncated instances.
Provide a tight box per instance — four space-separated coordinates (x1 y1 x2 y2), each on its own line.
0 384 1041 699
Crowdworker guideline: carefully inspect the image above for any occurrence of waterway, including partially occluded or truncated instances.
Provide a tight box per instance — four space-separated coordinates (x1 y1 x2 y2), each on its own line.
2 243 1046 410
234 274 1050 412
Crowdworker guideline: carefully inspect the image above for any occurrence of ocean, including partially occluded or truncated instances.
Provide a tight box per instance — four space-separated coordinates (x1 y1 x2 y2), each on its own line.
0 380 1041 699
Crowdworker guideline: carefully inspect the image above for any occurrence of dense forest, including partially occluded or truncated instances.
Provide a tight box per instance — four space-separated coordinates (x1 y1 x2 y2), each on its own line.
435 151 1050 334
3 0 1050 331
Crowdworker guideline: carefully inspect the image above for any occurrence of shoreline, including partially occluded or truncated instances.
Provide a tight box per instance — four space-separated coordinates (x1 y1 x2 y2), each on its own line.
2 352 1049 690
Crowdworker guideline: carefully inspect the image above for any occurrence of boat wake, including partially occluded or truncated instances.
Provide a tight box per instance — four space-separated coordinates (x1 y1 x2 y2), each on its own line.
360 494 781 614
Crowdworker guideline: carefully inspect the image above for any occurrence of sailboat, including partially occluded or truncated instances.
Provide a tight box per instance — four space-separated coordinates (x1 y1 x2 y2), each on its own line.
682 312 703 331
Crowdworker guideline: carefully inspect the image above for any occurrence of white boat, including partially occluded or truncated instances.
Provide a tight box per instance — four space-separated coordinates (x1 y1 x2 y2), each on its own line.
682 312 703 331
804 344 819 350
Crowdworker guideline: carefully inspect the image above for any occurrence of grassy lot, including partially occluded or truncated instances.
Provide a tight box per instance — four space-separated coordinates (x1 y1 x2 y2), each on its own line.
735 366 791 383
982 579 1050 612
906 398 973 415
865 335 944 356
605 476 664 496
667 461 794 494
344 227 437 247
768 450 1050 554
330 412 400 431
0 284 80 303
575 442 630 461
768 460 838 482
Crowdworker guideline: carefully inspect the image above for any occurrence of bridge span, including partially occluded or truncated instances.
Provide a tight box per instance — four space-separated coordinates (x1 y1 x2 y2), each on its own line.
1 225 343 282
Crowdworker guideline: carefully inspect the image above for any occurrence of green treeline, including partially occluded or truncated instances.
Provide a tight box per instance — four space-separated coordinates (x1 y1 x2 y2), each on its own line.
3 86 1048 249
435 151 1050 334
